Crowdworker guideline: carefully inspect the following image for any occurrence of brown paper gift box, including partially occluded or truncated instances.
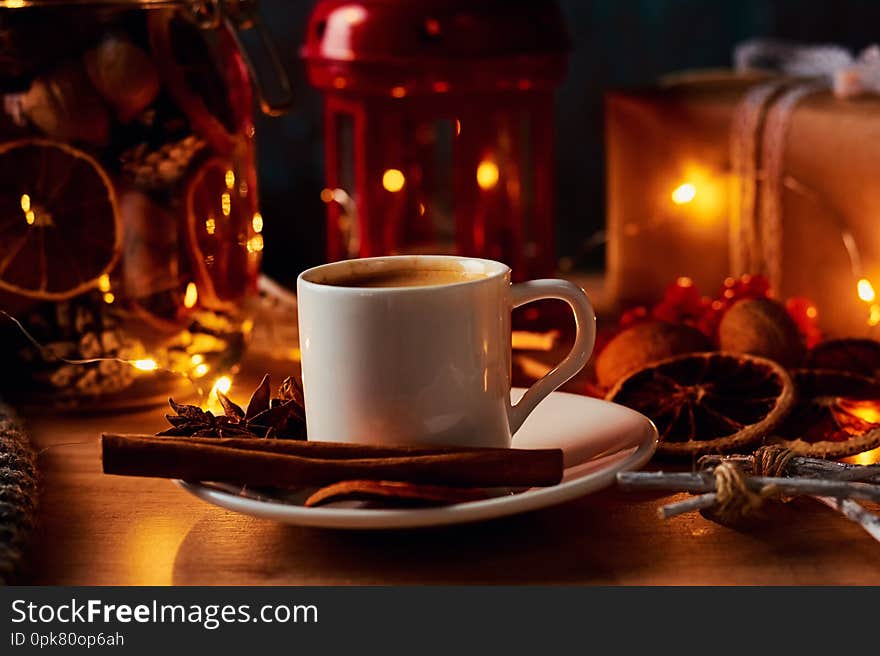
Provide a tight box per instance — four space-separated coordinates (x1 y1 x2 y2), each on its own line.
605 73 880 337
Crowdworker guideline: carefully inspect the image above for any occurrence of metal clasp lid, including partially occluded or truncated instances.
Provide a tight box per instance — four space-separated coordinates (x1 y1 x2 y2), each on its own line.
185 0 292 116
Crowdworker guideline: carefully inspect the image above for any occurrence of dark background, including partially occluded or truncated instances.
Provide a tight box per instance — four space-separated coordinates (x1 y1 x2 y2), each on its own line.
255 0 880 286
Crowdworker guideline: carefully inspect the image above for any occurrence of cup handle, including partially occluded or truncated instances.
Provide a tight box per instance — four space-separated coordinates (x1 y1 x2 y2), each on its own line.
508 280 597 435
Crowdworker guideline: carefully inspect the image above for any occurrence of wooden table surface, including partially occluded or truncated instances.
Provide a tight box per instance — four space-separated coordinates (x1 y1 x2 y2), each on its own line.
19 353 880 586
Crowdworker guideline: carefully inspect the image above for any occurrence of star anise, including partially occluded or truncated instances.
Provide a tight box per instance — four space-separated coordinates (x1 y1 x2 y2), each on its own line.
157 374 307 439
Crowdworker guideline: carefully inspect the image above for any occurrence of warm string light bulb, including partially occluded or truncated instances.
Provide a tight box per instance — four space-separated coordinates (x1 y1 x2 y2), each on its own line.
183 282 198 309
476 160 500 190
857 278 876 303
205 375 234 413
671 182 697 205
1 308 234 407
382 169 405 193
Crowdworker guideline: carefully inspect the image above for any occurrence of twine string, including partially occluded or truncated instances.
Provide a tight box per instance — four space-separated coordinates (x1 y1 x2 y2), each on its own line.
729 38 880 290
753 445 797 478
707 447 797 522
711 461 780 523
757 82 825 291
729 80 789 275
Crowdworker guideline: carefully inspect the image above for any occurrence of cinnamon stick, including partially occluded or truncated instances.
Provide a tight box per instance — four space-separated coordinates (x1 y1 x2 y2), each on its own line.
304 480 492 507
101 433 564 488
112 434 516 459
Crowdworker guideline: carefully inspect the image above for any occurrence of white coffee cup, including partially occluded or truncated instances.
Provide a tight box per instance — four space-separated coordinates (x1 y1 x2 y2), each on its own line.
296 255 596 448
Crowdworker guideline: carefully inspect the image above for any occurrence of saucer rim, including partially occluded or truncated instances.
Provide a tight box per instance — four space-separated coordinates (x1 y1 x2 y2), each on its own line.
174 390 659 529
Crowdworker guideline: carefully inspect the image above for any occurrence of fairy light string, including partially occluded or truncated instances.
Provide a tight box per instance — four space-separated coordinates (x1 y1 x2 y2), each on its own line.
0 309 224 404
661 170 878 329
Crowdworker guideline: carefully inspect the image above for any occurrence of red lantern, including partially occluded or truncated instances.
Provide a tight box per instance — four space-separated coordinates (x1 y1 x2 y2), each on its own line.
303 0 569 280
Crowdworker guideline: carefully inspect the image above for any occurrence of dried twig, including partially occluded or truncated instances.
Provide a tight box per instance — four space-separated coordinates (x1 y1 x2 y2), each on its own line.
618 455 880 544
815 497 880 542
698 453 880 483
695 453 880 540
658 493 718 519
617 470 880 503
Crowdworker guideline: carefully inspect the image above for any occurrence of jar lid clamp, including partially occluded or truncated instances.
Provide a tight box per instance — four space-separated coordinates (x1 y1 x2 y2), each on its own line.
184 0 292 115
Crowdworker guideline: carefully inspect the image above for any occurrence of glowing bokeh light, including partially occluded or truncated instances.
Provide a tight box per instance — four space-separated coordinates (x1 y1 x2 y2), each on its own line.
382 168 406 192
183 282 198 309
476 160 500 190
213 375 232 394
858 278 876 303
671 182 697 205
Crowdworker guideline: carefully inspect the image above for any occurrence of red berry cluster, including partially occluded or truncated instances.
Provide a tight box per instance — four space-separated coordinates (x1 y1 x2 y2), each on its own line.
619 274 822 347
785 296 823 348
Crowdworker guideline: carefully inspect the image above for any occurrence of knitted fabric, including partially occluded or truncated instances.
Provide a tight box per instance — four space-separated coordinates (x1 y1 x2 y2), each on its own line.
0 401 37 585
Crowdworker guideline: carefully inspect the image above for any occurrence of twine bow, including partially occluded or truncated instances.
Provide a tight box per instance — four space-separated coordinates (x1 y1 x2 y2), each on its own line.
728 39 880 288
734 38 880 98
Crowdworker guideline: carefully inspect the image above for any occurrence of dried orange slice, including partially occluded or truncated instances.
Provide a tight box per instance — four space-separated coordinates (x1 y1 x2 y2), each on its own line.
184 157 255 309
0 139 121 301
607 352 794 456
773 369 880 458
803 338 880 379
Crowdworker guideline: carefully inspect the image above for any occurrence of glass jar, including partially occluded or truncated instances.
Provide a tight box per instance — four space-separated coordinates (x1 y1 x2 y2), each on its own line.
0 0 290 409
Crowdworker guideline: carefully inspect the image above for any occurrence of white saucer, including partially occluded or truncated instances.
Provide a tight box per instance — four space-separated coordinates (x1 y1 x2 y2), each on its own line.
176 389 658 529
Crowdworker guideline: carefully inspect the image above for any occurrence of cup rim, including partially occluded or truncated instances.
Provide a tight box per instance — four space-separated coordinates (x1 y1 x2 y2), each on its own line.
297 255 511 292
